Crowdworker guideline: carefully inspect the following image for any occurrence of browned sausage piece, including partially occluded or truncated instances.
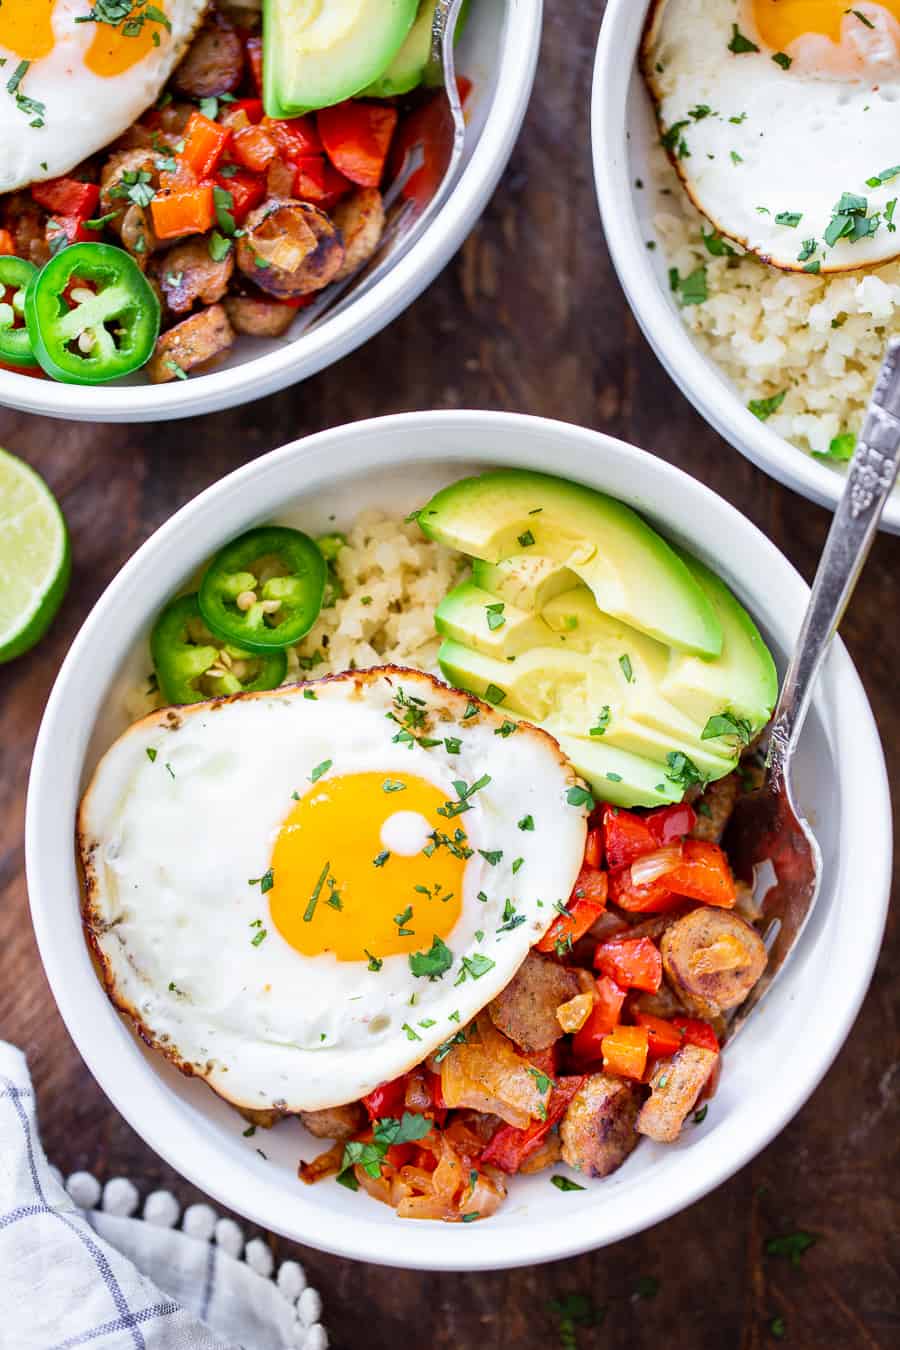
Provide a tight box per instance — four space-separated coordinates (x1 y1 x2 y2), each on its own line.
299 1102 365 1141
120 205 158 264
223 293 297 338
100 148 158 211
691 773 741 843
3 192 48 265
661 907 767 1019
332 188 385 282
152 238 235 314
146 304 235 382
636 1045 717 1143
171 11 244 97
236 199 345 298
488 951 579 1053
559 1073 642 1178
625 980 687 1022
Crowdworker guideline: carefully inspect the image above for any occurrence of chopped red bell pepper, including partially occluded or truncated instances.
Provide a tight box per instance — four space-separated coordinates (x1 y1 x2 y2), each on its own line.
263 115 322 161
292 155 352 211
181 111 232 178
535 866 608 954
245 34 263 94
671 1015 720 1055
601 1024 649 1081
665 840 737 908
318 101 398 187
479 1076 585 1174
361 1075 408 1121
214 169 265 225
593 936 662 993
229 97 264 125
570 976 626 1062
634 1011 686 1059
31 178 100 221
607 866 685 914
388 91 454 209
584 826 604 870
46 215 100 249
647 802 697 845
231 124 278 173
602 804 657 869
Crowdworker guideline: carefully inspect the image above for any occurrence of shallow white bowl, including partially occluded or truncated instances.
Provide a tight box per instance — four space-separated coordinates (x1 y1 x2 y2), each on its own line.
0 2 540 424
26 411 891 1269
592 0 900 534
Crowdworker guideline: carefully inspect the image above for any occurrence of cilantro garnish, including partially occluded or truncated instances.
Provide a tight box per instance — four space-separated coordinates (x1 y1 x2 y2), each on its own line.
774 211 802 228
814 431 856 463
394 905 414 936
665 751 705 788
433 1027 468 1063
483 683 507 705
249 868 274 893
550 1175 585 1192
589 707 611 737
303 861 330 922
494 719 517 737
772 51 792 69
518 814 534 831
670 265 708 307
728 24 760 54
702 711 752 744
566 785 595 810
849 8 874 27
479 848 503 865
382 778 406 793
462 700 479 720
693 1104 708 1125
444 737 462 755
454 952 496 984
661 119 690 159
517 529 535 548
866 165 900 188
373 850 390 868
702 229 735 257
364 949 382 972
340 1112 431 1183
146 747 157 762
619 653 634 683
485 601 506 631
409 935 454 979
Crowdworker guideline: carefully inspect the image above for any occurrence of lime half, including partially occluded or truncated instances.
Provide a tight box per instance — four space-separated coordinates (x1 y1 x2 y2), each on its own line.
0 447 70 663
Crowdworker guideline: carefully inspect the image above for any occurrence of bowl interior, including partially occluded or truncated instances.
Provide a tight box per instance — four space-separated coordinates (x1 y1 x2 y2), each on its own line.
0 1 541 421
26 413 890 1269
593 0 900 532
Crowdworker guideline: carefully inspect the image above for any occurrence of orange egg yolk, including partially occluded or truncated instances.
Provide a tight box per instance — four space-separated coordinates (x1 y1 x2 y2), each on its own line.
0 1 171 76
268 772 467 963
752 0 900 47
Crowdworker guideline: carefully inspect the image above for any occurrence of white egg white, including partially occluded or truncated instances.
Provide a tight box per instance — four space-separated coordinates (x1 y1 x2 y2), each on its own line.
0 0 207 193
78 668 588 1114
643 0 900 272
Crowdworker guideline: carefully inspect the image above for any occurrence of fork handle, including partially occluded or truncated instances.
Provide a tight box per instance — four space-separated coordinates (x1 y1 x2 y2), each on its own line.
768 337 900 781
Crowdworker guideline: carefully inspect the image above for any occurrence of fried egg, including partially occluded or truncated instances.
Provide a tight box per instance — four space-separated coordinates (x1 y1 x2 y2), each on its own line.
78 668 587 1113
643 1 900 271
0 1 207 193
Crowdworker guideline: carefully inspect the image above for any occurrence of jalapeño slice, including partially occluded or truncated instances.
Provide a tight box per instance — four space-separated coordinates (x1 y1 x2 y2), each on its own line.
198 525 326 652
151 593 287 706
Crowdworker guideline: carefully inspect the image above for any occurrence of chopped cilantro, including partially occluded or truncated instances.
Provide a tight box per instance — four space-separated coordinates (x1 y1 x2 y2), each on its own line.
702 228 735 256
518 814 534 831
566 785 595 810
373 850 390 868
772 51 792 69
590 707 611 737
483 683 507 705
455 952 496 984
702 711 752 744
774 211 802 228
728 24 760 53
409 935 453 979
814 431 856 462
146 747 157 762
364 949 382 972
551 1175 586 1192
310 758 332 783
665 751 705 788
494 719 517 737
303 861 330 922
479 848 503 865
619 653 634 682
517 529 535 548
485 601 506 630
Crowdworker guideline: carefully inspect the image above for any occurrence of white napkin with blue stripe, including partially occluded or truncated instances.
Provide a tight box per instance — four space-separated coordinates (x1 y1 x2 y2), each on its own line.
0 1042 327 1350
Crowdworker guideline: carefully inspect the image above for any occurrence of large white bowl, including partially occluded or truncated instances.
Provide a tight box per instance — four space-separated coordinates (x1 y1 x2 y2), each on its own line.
26 411 891 1270
592 0 900 534
0 3 540 424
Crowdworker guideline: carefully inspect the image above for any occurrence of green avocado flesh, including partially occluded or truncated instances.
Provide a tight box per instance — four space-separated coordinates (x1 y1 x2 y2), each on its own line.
422 470 777 807
263 0 419 116
363 0 471 98
419 469 723 658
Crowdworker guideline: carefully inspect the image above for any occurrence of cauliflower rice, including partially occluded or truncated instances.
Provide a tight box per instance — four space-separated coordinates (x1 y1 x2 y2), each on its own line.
653 151 900 460
126 511 463 721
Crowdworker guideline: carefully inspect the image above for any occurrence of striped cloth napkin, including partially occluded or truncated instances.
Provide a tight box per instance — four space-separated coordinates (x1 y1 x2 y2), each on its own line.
0 1042 328 1350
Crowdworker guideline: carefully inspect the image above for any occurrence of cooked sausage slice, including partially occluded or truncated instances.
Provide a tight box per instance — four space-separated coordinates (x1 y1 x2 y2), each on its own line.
3 191 48 265
100 148 158 210
661 907 767 1019
146 304 234 382
172 11 244 97
559 1073 642 1178
636 1045 717 1143
488 951 579 1053
120 205 158 263
332 188 385 281
153 238 234 314
236 199 345 298
625 980 686 1022
223 293 297 337
691 773 741 843
299 1102 365 1141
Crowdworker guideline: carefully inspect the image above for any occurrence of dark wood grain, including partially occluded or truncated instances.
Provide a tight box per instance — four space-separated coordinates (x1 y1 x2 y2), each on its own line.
1 5 898 1348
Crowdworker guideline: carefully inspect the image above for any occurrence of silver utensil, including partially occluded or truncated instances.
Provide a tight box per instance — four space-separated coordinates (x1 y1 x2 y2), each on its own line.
295 0 468 334
723 338 900 1041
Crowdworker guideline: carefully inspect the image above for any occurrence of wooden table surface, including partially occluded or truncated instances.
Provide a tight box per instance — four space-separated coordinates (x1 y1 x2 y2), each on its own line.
1 6 897 1348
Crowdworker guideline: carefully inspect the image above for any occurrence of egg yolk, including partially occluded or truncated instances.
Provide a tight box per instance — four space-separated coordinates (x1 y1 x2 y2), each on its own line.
0 1 55 60
268 772 467 963
751 0 900 47
0 1 171 77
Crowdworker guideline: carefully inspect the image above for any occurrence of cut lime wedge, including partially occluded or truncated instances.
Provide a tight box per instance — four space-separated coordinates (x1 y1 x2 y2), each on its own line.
0 447 70 663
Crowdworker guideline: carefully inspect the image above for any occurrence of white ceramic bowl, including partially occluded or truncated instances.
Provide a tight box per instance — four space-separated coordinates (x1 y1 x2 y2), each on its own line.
0 3 540 424
26 411 891 1270
592 0 900 534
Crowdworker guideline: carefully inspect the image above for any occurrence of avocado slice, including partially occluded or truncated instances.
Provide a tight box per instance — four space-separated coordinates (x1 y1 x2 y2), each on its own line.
661 552 779 739
434 580 553 659
419 470 723 658
471 555 580 612
263 0 419 117
362 0 471 98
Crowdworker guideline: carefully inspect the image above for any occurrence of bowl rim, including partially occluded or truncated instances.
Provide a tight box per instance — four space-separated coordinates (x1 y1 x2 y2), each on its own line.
590 0 900 534
0 0 542 425
25 410 892 1269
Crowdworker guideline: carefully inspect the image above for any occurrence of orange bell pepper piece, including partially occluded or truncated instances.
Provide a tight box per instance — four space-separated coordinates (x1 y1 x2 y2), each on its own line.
150 185 215 240
570 976 627 1063
181 111 232 178
318 100 398 187
0 229 16 255
601 1024 649 1081
634 1011 687 1059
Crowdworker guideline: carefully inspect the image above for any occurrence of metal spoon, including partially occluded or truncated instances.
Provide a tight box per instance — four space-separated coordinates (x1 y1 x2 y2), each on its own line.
723 337 900 1042
294 0 468 334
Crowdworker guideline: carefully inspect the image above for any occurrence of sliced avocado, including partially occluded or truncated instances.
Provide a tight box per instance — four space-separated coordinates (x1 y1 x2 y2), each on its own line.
263 0 419 117
661 552 779 738
362 0 470 98
471 555 580 612
553 733 683 809
434 581 552 659
419 470 723 657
